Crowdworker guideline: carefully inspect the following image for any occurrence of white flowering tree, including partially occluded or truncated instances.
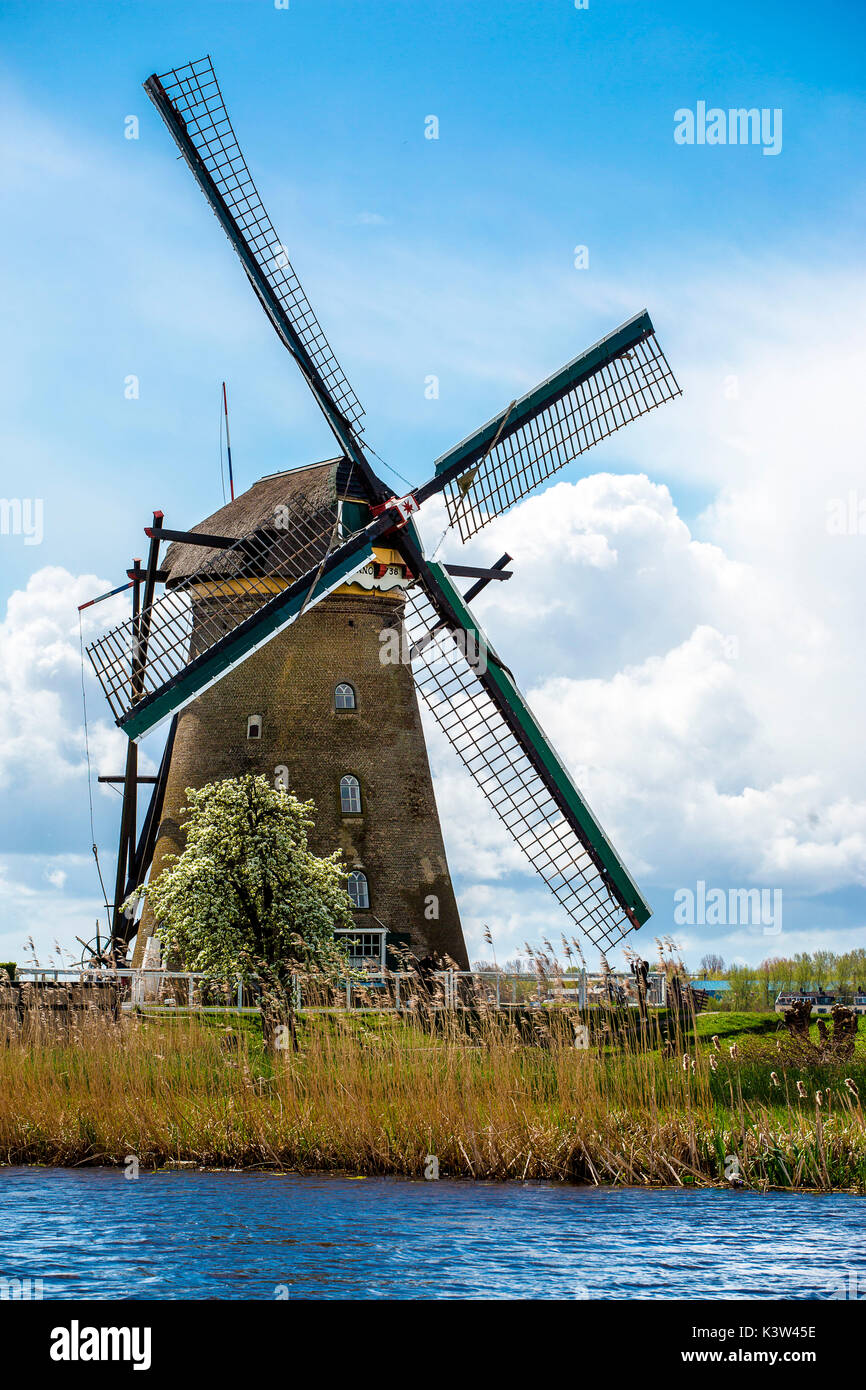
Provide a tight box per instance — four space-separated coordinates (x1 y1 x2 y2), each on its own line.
143 774 353 1049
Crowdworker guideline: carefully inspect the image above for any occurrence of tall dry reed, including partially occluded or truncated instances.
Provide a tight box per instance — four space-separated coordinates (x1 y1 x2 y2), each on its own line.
1 1007 864 1188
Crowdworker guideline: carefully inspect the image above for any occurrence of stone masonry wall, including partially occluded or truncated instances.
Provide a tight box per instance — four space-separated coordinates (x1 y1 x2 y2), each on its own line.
133 589 468 968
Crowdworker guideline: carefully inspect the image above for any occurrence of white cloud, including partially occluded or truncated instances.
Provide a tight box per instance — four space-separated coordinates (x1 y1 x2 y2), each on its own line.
415 255 866 965
350 211 387 227
0 566 128 795
0 568 161 962
0 853 111 967
5 576 93 747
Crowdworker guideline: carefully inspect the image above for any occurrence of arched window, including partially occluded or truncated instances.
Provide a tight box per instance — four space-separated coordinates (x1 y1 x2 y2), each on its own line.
247 714 262 740
347 870 369 910
335 682 356 710
340 775 362 814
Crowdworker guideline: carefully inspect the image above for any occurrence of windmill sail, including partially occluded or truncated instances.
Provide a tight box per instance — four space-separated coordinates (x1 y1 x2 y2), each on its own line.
405 561 650 950
426 311 680 541
87 496 384 741
144 57 370 468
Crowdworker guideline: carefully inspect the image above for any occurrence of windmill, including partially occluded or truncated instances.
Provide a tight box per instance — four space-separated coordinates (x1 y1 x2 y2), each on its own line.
85 56 681 970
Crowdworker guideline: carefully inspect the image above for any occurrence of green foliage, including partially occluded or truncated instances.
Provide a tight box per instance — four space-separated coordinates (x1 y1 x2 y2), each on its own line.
707 1037 866 1108
725 964 766 1011
144 775 353 986
0 962 16 981
705 949 866 1008
694 1012 782 1042
793 952 814 989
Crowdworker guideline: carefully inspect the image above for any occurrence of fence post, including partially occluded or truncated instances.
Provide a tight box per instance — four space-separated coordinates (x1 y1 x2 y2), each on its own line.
188 974 194 1007
236 978 243 1009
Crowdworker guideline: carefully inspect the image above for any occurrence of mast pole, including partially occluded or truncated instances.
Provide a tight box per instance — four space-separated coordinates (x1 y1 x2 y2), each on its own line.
111 558 143 950
222 381 235 502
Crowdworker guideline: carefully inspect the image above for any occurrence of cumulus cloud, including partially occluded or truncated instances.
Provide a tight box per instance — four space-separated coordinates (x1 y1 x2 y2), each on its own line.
0 568 124 791
421 275 866 963
350 211 387 227
0 564 134 767
0 853 109 967
0 568 152 960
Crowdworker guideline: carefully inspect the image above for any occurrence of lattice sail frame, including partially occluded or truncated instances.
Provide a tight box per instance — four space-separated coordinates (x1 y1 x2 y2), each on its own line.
151 56 365 433
438 322 680 541
404 574 649 952
87 495 351 735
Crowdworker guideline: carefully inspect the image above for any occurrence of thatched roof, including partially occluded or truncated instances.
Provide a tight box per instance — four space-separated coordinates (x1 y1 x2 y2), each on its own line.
163 460 342 583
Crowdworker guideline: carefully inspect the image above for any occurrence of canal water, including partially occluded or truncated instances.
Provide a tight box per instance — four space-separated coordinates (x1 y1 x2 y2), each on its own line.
0 1168 862 1299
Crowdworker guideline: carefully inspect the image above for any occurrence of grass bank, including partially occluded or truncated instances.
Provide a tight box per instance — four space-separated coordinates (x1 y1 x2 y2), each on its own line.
1 1009 864 1189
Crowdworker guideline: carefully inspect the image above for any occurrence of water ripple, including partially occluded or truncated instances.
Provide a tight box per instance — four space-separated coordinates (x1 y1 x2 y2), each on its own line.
0 1169 862 1300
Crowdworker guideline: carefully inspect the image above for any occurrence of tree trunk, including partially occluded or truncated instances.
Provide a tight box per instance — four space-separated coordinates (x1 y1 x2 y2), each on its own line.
260 981 297 1054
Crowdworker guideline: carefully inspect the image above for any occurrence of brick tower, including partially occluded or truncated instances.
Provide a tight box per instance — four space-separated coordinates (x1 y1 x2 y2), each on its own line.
132 460 468 971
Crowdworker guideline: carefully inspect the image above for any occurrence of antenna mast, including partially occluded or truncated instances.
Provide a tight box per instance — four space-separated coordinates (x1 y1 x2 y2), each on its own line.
222 381 235 502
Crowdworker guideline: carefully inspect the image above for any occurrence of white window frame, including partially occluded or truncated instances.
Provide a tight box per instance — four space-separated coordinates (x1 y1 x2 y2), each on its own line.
336 924 384 969
340 775 362 815
346 869 370 909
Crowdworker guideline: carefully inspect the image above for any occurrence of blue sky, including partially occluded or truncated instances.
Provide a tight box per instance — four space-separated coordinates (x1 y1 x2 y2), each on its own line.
1 0 865 971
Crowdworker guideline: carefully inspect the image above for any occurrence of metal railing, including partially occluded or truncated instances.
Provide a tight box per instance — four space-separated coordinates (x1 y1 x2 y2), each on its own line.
8 967 670 1015
10 967 248 1009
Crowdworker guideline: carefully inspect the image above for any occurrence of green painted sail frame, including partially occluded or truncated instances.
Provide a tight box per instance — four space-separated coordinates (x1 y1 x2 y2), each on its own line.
429 310 659 485
425 560 652 927
119 543 375 742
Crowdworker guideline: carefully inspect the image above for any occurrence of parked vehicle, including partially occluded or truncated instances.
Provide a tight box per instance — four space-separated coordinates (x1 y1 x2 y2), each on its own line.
774 990 866 1016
